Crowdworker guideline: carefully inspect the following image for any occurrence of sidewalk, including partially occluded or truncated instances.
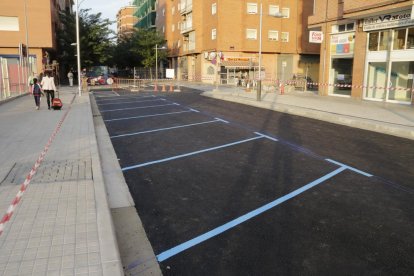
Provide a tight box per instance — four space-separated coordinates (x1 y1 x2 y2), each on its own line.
0 87 123 275
201 86 414 140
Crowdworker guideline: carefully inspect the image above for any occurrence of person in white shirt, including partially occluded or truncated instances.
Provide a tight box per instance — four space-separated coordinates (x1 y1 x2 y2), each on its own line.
67 70 74 86
40 71 57 110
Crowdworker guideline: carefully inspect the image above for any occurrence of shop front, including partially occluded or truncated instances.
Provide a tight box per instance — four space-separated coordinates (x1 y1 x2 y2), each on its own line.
363 9 414 104
328 27 355 96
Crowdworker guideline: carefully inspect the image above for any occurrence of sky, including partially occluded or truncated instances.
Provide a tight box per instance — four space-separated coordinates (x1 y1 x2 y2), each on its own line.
79 0 134 32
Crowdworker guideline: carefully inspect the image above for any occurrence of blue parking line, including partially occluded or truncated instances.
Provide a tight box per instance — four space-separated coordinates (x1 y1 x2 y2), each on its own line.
101 103 179 113
121 135 264 171
98 98 165 106
104 110 193 122
111 119 223 139
156 166 347 262
326 159 373 177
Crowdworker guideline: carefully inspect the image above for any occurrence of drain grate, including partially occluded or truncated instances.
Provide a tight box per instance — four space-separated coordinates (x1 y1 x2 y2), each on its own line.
0 159 93 185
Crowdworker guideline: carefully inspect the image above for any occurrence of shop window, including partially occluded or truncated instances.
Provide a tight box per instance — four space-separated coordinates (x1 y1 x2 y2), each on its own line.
246 28 257 40
331 58 353 96
408 28 414 49
247 3 258 14
268 30 278 41
379 31 390 51
366 62 387 100
393 29 406 50
368 32 379 51
389 61 414 103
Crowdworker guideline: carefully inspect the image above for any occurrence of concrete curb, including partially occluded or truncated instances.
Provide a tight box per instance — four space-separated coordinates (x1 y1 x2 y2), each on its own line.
202 91 414 140
85 94 124 275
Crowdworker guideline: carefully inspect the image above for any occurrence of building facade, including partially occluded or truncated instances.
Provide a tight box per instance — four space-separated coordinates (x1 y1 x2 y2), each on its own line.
157 0 320 85
309 0 414 104
134 0 157 29
117 5 138 38
0 0 72 77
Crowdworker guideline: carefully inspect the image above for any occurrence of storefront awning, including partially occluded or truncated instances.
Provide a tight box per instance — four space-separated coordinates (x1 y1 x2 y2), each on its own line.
220 60 259 68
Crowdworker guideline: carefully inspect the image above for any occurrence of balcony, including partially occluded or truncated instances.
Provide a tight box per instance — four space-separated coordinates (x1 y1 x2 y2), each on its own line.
180 3 192 15
180 20 193 34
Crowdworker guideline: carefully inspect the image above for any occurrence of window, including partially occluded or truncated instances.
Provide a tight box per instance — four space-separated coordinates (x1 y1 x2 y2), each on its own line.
268 30 278 41
408 28 414 49
163 8 165 16
172 24 175 32
281 32 289 42
332 23 355 33
368 30 390 51
246 28 257 40
0 16 19 31
269 5 280 16
162 26 165 33
247 3 258 14
393 29 406 50
212 28 217 40
172 7 175 15
212 3 217 15
281 8 290 18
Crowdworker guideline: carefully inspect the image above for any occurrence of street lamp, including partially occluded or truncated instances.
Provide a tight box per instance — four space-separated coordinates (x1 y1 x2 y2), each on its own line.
154 44 166 85
74 0 81 96
257 3 285 101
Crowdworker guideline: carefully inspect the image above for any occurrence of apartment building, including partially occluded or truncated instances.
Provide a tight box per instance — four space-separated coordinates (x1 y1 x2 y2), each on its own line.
309 0 414 104
157 0 320 84
117 5 138 38
0 0 72 77
134 0 157 29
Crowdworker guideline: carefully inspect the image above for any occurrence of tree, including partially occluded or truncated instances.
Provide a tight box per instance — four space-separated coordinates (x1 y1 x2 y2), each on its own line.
57 9 115 75
112 28 167 76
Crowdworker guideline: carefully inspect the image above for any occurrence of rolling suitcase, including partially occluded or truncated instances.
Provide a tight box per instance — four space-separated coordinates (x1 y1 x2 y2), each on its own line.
52 90 63 110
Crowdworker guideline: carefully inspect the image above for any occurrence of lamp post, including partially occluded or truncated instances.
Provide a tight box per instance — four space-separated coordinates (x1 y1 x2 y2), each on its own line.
75 0 81 96
154 44 166 85
257 3 285 101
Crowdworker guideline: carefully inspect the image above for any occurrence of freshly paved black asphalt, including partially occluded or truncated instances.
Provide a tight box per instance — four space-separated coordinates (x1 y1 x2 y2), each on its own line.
94 88 414 275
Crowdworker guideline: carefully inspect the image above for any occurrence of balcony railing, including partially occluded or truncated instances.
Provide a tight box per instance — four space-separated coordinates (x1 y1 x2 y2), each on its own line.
180 20 193 34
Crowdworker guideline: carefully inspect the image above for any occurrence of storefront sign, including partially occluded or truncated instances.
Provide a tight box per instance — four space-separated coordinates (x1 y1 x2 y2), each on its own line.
225 57 251 62
330 33 354 54
309 31 323 43
363 10 414 31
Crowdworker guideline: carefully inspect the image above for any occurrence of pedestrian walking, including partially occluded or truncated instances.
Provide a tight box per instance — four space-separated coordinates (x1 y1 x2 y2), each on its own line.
67 70 74 86
41 71 57 110
31 78 44 110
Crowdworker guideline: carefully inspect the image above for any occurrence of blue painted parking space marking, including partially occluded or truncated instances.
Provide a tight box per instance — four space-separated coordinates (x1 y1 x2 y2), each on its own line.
254 132 279 142
156 166 348 262
110 118 226 139
97 98 166 106
101 103 179 113
104 110 194 122
326 159 373 177
121 135 266 171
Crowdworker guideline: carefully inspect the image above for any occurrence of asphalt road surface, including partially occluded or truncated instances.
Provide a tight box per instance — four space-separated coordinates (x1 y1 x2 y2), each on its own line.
93 88 414 275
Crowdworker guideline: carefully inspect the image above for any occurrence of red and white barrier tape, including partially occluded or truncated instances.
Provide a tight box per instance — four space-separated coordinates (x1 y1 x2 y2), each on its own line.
0 94 76 236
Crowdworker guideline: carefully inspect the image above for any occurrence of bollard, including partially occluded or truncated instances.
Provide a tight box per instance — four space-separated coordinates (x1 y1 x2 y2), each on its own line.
280 83 285 95
162 84 166 92
154 84 158 92
169 83 174 92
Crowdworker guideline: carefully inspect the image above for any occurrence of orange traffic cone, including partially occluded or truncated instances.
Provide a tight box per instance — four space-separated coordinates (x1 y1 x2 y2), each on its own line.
169 84 174 92
162 84 166 92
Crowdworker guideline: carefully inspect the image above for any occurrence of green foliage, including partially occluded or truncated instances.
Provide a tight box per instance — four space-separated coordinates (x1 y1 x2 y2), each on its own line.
57 9 115 71
113 28 167 69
